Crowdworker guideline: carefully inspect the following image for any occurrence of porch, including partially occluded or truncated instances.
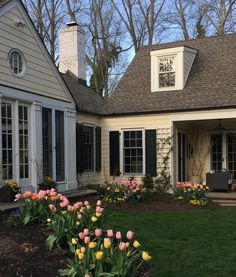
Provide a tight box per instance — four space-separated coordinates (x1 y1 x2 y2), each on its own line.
173 117 236 189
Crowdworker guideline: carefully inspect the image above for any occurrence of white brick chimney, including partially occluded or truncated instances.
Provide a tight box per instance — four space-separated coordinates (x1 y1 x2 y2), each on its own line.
59 22 86 81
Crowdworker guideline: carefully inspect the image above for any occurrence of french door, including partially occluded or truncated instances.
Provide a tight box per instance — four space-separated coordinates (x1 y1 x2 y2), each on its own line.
1 100 30 187
177 130 186 182
210 133 236 179
42 108 65 182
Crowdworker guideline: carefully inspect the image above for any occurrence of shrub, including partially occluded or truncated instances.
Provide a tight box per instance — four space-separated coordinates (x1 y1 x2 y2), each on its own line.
58 229 151 277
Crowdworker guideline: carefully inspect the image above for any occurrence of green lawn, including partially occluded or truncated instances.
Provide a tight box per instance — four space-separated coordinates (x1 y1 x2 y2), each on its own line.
105 206 236 277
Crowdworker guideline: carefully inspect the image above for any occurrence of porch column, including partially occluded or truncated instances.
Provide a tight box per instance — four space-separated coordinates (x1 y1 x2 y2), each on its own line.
64 108 77 191
30 101 42 192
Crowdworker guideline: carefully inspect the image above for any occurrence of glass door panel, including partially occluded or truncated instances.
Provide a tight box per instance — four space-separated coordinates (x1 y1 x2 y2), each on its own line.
177 131 186 182
227 134 236 179
2 102 13 180
210 134 223 172
42 108 53 178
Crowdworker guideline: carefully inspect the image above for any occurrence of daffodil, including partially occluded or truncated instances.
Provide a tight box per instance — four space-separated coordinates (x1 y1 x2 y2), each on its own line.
142 251 152 261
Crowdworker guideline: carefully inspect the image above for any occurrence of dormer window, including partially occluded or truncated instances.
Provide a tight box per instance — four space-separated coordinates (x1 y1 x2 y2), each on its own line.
151 46 197 92
159 57 175 88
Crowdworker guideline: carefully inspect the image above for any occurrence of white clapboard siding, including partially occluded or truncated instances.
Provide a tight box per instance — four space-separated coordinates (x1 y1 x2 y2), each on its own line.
0 3 71 102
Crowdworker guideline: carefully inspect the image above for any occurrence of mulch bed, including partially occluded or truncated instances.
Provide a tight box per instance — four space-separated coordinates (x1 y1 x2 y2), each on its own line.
0 193 217 277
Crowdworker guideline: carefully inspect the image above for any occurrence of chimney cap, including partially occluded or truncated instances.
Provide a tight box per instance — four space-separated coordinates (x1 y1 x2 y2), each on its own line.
66 21 78 27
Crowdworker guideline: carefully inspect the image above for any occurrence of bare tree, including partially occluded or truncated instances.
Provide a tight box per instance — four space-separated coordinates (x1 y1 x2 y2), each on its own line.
111 0 165 53
85 0 124 98
23 0 47 39
199 0 236 35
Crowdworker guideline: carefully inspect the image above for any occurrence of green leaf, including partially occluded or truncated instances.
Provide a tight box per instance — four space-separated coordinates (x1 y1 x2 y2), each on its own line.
99 273 115 277
58 269 70 276
45 234 57 251
22 213 31 225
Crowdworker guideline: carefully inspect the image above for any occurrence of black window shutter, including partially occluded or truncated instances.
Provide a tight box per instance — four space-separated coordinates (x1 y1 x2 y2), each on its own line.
109 131 120 176
145 129 157 176
95 126 102 172
76 123 84 174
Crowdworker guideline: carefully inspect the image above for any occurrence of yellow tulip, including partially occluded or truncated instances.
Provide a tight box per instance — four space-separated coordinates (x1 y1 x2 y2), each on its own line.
96 212 102 218
71 238 78 245
88 242 97 249
78 253 84 260
75 249 80 256
61 210 67 215
47 218 51 223
95 251 103 260
142 251 152 261
104 239 111 249
133 240 141 248
91 216 98 222
126 242 130 248
76 221 80 226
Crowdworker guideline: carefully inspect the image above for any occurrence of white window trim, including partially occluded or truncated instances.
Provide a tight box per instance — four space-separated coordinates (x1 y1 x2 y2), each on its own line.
158 56 176 90
150 46 197 92
8 49 27 78
120 128 145 176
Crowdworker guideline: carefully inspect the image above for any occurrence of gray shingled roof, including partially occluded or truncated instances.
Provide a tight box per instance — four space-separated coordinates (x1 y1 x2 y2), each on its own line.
0 0 11 8
62 73 105 114
104 33 236 115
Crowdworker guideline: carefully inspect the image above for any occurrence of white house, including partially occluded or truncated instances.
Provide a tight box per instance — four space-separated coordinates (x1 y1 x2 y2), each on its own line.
0 0 77 192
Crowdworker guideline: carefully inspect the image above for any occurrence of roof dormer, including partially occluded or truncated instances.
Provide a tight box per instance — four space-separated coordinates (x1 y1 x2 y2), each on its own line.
150 46 197 92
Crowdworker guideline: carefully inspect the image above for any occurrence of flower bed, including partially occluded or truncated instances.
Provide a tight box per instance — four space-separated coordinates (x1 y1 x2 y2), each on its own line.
59 229 151 277
103 179 146 203
174 182 210 206
14 189 152 276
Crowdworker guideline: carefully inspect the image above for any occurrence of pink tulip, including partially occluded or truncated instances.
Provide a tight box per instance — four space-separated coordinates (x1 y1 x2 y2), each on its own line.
79 232 85 240
84 229 89 236
84 201 89 206
84 275 91 277
95 229 102 237
116 231 122 240
14 194 22 201
126 231 134 240
86 205 91 209
119 242 126 251
96 200 102 206
96 206 103 213
67 205 73 211
84 236 90 244
81 247 86 253
107 229 113 237
48 204 57 213
77 213 82 219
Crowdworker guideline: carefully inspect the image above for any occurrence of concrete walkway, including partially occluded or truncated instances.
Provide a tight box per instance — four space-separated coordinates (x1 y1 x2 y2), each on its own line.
0 189 97 211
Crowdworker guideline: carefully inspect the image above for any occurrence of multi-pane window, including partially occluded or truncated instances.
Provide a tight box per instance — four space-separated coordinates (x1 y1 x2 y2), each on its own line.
2 102 13 180
55 111 65 181
8 49 26 77
19 105 29 178
227 134 236 179
211 134 223 172
159 57 175 88
123 130 143 174
83 126 94 171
